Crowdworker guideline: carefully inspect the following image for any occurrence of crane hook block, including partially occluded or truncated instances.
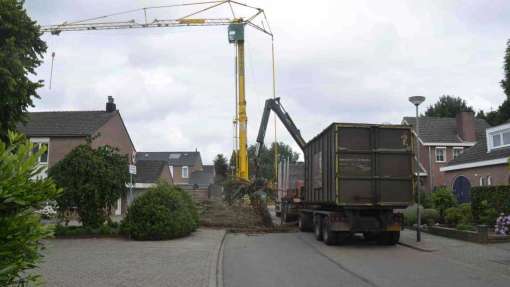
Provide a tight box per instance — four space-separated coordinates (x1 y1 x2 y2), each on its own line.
228 23 244 43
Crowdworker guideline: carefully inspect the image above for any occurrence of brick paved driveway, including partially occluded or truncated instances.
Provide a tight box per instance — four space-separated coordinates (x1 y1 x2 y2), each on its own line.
38 228 225 287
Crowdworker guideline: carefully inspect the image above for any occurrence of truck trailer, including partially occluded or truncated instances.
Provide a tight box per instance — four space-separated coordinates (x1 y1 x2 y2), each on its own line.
255 98 414 245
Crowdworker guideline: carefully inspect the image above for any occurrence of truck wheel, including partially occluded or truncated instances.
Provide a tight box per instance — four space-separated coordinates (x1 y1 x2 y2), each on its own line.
298 213 313 232
322 218 337 245
314 216 323 241
377 231 400 245
363 232 379 241
275 211 281 218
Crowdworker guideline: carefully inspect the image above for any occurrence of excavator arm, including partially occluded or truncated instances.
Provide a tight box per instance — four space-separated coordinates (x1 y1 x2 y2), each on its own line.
255 97 306 166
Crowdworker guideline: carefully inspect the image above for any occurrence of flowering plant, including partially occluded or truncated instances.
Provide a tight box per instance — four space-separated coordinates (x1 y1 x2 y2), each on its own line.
495 214 510 235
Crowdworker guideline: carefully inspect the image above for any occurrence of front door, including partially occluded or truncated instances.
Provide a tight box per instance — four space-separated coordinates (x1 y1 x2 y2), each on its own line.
453 176 471 203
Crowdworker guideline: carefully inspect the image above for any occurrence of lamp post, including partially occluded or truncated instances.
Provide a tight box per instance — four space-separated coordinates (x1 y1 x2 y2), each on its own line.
409 96 425 242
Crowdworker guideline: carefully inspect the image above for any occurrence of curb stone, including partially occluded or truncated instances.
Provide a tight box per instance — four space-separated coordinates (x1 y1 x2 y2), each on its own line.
209 229 227 287
398 241 437 252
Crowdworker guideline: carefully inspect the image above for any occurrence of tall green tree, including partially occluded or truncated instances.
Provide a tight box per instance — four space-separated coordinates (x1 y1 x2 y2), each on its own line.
424 95 474 117
213 154 228 183
0 0 47 141
248 141 300 180
479 40 510 126
49 144 129 227
501 39 510 98
0 132 60 286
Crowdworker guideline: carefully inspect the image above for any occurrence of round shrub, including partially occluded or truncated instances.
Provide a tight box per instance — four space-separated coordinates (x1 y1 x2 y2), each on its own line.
121 182 198 240
422 208 439 225
445 207 463 226
402 204 423 226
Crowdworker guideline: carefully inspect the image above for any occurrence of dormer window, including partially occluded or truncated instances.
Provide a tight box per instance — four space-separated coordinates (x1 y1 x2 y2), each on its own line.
487 123 510 151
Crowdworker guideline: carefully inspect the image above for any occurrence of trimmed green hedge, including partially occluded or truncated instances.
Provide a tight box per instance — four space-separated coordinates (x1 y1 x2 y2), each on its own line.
121 182 198 240
471 186 510 224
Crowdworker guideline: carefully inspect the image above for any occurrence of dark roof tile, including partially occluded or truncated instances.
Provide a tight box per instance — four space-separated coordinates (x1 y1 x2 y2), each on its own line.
402 116 489 143
135 160 167 183
16 111 116 137
136 151 202 166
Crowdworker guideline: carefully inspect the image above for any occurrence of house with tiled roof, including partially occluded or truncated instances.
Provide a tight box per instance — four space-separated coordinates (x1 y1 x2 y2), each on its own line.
440 122 510 202
402 112 490 194
128 160 174 205
136 151 203 185
16 96 136 180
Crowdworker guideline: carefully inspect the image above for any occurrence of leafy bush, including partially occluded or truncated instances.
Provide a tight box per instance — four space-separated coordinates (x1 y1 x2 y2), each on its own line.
49 143 129 227
0 132 61 286
422 208 440 225
121 182 198 240
458 203 473 224
402 205 423 226
471 186 510 223
495 214 510 235
477 200 499 226
432 187 457 220
415 191 434 208
445 203 474 226
54 223 119 237
445 207 463 226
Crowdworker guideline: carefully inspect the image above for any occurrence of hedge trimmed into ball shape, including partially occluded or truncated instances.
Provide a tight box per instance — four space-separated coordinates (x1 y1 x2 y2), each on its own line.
121 182 198 240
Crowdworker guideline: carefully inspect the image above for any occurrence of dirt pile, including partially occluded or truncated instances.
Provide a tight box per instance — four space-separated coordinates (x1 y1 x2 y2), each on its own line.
199 199 265 228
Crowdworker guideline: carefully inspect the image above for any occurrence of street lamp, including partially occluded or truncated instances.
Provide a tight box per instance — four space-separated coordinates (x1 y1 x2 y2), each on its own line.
409 96 425 242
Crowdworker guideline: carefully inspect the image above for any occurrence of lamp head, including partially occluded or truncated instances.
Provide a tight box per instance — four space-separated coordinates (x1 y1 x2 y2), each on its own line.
409 96 425 106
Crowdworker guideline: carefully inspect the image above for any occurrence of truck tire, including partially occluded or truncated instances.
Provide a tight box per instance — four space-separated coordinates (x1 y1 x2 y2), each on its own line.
322 217 337 245
363 232 379 241
314 215 323 241
298 213 313 232
275 211 281 218
377 231 400 245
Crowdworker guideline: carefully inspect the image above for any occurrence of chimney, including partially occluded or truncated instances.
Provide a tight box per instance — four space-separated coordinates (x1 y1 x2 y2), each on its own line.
106 96 116 112
456 111 476 142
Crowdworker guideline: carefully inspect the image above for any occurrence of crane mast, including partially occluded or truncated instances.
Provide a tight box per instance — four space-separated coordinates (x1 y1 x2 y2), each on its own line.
40 0 273 181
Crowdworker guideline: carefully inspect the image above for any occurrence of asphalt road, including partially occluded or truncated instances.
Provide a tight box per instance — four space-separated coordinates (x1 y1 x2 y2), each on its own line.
223 231 510 287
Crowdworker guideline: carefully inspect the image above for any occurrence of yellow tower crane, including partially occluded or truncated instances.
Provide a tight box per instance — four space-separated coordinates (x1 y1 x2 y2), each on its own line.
41 0 273 181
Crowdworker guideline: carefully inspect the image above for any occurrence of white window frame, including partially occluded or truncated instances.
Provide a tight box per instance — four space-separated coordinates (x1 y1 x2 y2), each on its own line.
169 165 174 177
452 147 464 159
30 138 50 164
487 123 510 151
479 176 484 186
182 166 189 178
487 176 492 186
435 147 446 163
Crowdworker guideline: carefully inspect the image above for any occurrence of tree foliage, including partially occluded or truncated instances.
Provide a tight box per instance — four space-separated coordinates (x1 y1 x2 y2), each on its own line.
0 0 47 141
0 132 60 286
478 40 510 126
248 141 300 180
213 154 228 183
424 95 474 117
501 39 510 99
48 143 129 227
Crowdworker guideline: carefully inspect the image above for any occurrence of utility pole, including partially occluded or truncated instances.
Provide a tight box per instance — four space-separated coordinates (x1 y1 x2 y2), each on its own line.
409 96 425 242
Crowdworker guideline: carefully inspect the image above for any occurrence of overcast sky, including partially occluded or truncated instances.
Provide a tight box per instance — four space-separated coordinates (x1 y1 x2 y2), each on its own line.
25 0 510 164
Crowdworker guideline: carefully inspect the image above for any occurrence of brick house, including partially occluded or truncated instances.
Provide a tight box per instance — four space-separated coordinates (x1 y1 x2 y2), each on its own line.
402 112 490 193
440 122 510 202
16 97 136 179
17 97 137 214
136 151 203 185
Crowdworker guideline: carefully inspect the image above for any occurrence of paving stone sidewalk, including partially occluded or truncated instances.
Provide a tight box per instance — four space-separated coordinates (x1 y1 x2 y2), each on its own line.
37 228 225 287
